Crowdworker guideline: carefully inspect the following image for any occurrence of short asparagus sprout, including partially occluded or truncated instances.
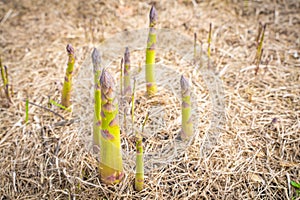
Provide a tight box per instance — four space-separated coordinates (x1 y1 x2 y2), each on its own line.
99 69 124 184
92 48 102 152
124 47 132 98
0 58 12 104
145 5 158 96
61 44 75 108
180 75 193 139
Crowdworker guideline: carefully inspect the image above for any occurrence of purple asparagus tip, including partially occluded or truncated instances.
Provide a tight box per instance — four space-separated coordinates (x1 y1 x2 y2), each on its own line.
100 69 115 90
180 75 189 91
66 44 74 55
92 48 101 70
149 5 157 26
124 47 130 64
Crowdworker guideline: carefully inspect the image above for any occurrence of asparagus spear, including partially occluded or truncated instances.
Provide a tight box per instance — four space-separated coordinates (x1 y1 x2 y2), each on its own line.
92 48 102 152
145 5 158 96
61 44 75 108
99 69 124 184
0 58 12 104
180 75 193 139
124 47 132 98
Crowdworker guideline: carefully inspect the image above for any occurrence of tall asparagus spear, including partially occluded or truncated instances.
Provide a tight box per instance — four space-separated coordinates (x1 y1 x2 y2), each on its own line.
180 75 193 139
0 57 12 104
92 48 102 152
124 47 132 98
61 44 75 108
99 69 124 184
145 5 158 96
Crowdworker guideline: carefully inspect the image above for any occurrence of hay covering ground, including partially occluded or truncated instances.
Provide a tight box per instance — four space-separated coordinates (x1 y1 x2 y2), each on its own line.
0 0 299 199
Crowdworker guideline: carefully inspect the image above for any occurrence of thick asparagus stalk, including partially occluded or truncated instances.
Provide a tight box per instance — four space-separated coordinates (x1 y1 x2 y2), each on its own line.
92 48 102 151
145 5 158 96
180 75 193 139
0 58 12 104
61 44 75 108
124 47 132 98
99 69 124 184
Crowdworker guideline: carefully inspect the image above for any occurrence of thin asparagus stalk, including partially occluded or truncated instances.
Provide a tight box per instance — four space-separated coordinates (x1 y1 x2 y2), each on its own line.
207 23 212 68
124 47 132 98
255 24 266 65
194 32 197 63
145 5 158 96
180 75 193 139
0 58 12 104
255 22 263 45
25 98 29 123
255 48 264 75
99 69 124 184
92 48 102 151
120 58 124 96
61 44 75 108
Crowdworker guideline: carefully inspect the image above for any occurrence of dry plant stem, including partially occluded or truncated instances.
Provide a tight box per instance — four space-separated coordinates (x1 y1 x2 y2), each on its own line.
124 47 131 98
100 69 124 184
0 58 12 104
92 48 102 151
180 75 193 139
61 44 75 108
145 5 158 96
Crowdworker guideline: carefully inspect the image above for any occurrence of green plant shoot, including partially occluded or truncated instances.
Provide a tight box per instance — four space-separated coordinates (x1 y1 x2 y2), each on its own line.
92 48 102 152
99 69 124 184
180 75 193 139
145 5 158 96
61 44 75 108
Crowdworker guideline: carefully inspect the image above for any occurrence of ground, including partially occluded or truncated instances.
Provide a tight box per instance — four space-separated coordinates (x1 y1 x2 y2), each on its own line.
0 0 299 199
